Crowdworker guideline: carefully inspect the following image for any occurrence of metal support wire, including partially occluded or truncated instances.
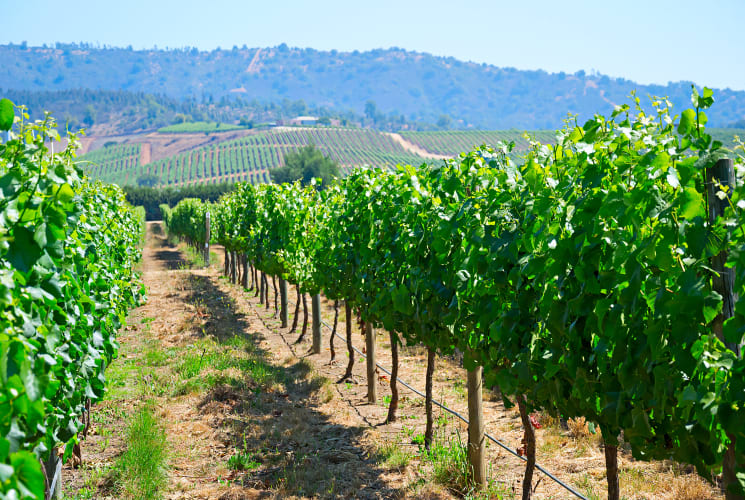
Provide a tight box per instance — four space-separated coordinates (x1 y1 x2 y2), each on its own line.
321 319 588 500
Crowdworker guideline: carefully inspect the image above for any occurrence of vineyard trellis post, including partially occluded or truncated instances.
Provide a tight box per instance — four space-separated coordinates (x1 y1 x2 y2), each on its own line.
467 364 486 489
204 210 210 267
280 278 289 327
312 294 322 353
706 157 742 500
366 322 377 403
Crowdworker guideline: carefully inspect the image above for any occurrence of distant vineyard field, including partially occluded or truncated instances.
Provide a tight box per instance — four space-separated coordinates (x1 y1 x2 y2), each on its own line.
83 126 744 188
402 128 744 157
78 143 141 185
710 128 745 148
134 127 430 186
157 121 249 134
399 130 558 157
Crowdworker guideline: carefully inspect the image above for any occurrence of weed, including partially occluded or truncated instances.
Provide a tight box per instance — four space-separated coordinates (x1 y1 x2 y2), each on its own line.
61 462 113 500
422 429 470 495
227 435 261 471
144 340 171 367
377 438 413 470
573 473 600 500
567 416 591 439
114 402 168 499
452 379 466 397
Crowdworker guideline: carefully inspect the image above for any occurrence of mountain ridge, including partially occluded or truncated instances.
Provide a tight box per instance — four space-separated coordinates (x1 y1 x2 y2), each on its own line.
2 43 744 129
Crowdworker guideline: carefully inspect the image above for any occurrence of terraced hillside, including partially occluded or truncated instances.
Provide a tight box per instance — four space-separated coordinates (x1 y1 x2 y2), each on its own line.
80 126 745 187
399 130 558 156
131 127 431 186
77 143 141 186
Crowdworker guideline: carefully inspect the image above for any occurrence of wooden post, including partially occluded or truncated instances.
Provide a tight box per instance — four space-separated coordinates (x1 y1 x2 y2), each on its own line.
467 365 486 489
366 321 377 403
259 272 265 304
707 158 742 500
242 254 248 289
312 294 322 354
204 211 210 267
279 278 289 327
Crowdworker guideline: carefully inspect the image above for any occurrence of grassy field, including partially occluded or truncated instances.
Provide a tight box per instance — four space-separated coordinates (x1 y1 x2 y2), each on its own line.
157 121 250 134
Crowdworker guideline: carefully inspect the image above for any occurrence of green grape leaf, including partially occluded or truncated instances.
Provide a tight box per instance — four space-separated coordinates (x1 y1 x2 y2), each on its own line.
0 98 14 131
678 109 696 136
678 187 705 219
11 451 45 499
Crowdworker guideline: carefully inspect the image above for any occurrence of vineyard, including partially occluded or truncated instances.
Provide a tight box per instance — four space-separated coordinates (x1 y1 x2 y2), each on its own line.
399 129 558 156
156 121 249 134
164 89 745 500
400 128 745 159
77 142 141 186
132 127 429 186
0 101 144 499
7 87 745 499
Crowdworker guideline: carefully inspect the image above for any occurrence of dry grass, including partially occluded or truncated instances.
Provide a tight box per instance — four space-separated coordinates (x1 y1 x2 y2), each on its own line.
566 416 591 439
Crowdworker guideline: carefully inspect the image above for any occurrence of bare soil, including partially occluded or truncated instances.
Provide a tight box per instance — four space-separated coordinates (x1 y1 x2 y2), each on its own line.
384 132 452 160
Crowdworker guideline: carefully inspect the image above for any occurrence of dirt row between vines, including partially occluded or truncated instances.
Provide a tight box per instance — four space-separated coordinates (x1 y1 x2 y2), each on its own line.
62 222 722 500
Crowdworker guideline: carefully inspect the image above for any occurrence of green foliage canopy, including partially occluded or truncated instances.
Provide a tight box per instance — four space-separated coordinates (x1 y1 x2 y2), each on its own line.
270 144 340 188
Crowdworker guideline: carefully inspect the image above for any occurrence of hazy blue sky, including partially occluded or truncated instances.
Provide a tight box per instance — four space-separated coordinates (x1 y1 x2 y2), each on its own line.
4 0 744 90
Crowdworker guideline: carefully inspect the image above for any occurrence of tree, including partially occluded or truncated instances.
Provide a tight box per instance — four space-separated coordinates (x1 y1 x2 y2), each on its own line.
136 173 160 187
270 144 339 189
437 114 451 129
365 100 377 121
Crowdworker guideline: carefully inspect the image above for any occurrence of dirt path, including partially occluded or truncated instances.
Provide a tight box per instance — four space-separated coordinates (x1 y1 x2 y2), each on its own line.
384 132 452 160
140 142 152 165
246 48 262 73
62 223 722 500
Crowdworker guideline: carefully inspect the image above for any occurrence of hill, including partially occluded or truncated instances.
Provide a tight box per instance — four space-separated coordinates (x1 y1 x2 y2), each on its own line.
3 43 744 130
81 127 443 186
79 126 745 187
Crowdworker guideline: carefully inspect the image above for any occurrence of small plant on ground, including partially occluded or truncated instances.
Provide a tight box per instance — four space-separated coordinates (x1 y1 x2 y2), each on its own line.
227 437 260 471
114 403 168 499
421 429 470 495
376 438 413 470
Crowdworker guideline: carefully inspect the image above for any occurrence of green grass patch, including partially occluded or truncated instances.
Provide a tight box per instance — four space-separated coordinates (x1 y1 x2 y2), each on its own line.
171 337 285 396
377 438 413 470
157 121 248 134
115 402 168 499
423 430 471 495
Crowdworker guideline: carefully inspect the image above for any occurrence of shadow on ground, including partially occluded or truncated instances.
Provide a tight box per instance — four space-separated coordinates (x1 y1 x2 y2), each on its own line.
180 272 402 499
